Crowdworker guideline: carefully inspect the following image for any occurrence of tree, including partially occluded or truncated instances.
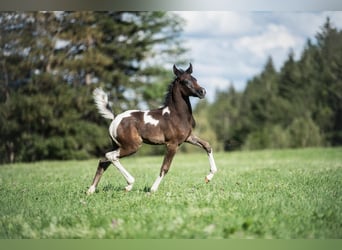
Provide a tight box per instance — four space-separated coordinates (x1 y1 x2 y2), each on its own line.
208 85 242 150
287 114 323 148
240 57 280 135
0 11 186 163
314 17 342 145
206 17 342 150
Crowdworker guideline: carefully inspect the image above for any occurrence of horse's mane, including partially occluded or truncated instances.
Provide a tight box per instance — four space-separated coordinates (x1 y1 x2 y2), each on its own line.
163 78 177 106
163 69 186 106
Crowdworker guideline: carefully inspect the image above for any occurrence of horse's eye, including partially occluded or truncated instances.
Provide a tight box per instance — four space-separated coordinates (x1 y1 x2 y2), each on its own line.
181 80 192 86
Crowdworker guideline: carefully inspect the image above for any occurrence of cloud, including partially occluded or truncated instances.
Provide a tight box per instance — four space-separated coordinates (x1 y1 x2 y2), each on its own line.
326 11 342 26
231 23 305 70
267 12 342 39
233 24 301 58
176 11 255 37
172 11 342 102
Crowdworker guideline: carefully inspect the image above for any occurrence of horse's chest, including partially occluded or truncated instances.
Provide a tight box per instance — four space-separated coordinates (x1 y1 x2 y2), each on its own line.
166 117 193 140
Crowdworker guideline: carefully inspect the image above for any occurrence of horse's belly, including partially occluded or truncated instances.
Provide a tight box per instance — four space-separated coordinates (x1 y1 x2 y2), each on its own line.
141 130 165 145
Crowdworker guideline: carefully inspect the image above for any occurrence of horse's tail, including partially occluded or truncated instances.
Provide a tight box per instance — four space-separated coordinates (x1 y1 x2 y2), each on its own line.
93 88 115 120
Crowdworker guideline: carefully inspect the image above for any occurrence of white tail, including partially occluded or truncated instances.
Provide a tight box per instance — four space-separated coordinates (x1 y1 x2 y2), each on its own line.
93 88 115 120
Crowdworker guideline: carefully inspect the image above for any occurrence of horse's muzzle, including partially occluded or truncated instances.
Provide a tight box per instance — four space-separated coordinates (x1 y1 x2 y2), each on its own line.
197 88 206 99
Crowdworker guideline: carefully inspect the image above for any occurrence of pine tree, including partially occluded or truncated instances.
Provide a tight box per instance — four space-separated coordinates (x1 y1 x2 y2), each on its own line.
0 11 186 163
219 18 342 149
208 85 242 150
314 17 342 145
241 57 279 129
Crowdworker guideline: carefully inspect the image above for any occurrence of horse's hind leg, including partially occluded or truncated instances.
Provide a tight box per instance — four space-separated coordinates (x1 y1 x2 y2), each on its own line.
87 159 111 194
87 147 137 194
106 147 137 192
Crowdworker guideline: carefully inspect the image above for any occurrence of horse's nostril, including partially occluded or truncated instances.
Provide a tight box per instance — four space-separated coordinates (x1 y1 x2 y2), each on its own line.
199 88 206 97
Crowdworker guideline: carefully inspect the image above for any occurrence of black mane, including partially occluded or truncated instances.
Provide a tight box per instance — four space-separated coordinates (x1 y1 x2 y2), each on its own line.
163 78 177 106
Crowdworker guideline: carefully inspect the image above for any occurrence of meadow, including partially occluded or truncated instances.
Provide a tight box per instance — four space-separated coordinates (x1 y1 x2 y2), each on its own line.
0 147 341 239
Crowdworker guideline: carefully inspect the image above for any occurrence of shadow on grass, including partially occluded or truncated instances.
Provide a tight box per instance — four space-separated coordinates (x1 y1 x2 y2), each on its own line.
101 184 151 193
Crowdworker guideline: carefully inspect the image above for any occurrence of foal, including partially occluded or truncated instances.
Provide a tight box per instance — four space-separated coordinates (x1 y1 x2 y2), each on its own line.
87 64 217 194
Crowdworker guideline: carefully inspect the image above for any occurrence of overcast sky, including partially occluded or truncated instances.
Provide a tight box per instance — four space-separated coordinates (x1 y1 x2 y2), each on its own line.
173 11 342 102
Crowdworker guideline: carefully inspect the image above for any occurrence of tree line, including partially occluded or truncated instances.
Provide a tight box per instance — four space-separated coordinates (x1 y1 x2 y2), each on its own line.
0 11 186 163
196 18 342 151
1 13 341 163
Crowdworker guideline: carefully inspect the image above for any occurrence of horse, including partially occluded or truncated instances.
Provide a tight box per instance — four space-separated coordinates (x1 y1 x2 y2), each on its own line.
87 63 217 194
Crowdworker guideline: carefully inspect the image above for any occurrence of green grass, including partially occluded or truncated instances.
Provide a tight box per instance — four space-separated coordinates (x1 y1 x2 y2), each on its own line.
0 147 341 238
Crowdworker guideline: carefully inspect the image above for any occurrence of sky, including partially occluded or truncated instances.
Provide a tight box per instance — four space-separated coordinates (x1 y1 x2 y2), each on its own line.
173 11 342 102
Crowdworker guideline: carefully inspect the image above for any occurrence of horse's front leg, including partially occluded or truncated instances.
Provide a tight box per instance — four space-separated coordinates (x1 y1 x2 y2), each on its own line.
150 143 178 192
186 134 218 183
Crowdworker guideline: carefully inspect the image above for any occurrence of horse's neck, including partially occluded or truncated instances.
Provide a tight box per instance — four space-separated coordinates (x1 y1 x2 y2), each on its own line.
169 85 194 121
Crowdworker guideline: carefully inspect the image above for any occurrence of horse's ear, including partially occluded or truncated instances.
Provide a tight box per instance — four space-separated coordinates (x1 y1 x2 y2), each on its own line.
173 64 181 77
186 63 193 74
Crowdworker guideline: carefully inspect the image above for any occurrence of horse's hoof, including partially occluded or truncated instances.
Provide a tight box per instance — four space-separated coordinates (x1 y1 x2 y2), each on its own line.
125 184 133 192
87 186 96 195
205 177 210 183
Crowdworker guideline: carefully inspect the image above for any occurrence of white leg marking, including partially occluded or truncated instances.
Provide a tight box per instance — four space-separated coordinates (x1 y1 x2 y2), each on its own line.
105 150 120 161
143 111 159 126
125 183 134 192
208 152 217 173
206 151 217 182
113 160 135 191
87 185 96 195
162 106 170 115
106 150 135 191
150 173 164 192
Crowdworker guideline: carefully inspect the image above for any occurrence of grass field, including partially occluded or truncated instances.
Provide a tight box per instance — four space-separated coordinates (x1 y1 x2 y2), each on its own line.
0 147 341 238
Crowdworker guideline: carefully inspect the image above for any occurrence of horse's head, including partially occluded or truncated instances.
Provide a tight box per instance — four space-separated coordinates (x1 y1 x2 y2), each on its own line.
173 63 206 99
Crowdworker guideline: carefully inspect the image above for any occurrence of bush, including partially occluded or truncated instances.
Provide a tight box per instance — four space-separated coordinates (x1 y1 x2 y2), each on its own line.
286 115 323 148
243 125 290 150
243 115 323 150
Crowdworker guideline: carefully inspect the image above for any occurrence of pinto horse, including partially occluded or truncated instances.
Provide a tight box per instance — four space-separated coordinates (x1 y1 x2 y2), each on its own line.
87 64 217 194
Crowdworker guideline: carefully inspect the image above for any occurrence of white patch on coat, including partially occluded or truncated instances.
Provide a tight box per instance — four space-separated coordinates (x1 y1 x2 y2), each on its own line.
144 111 159 126
162 106 170 115
109 110 138 145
